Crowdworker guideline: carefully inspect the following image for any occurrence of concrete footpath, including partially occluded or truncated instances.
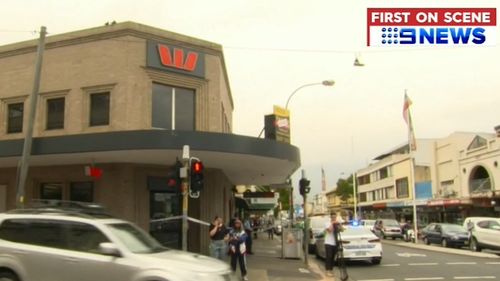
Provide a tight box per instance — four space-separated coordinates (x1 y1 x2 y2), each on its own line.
382 239 500 259
242 233 326 281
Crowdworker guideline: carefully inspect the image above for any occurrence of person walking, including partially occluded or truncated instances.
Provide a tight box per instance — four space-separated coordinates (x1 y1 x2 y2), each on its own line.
228 219 249 281
324 213 342 278
243 217 254 254
209 216 228 260
266 221 274 240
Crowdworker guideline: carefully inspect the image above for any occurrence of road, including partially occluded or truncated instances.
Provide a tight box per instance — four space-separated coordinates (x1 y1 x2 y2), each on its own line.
310 242 500 281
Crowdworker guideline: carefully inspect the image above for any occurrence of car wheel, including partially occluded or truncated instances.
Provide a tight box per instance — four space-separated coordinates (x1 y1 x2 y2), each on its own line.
423 237 430 245
0 271 20 281
441 239 448 248
470 237 481 252
372 258 382 265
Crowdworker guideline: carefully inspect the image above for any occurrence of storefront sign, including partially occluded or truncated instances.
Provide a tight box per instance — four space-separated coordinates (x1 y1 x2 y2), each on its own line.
373 203 387 209
273 105 290 143
427 199 461 206
147 40 205 78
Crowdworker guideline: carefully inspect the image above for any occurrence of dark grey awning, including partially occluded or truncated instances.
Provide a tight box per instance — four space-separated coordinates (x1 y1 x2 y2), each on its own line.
0 130 300 185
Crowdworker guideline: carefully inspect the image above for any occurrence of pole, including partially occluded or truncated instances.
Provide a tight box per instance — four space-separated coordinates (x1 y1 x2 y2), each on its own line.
181 145 190 251
353 172 357 220
15 26 47 208
409 151 418 244
302 170 309 267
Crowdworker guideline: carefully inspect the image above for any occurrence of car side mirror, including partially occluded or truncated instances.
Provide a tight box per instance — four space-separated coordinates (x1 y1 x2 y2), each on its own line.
98 242 122 257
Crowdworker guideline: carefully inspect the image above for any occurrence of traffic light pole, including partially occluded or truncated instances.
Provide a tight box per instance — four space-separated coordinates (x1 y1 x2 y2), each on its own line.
181 146 190 251
301 169 309 267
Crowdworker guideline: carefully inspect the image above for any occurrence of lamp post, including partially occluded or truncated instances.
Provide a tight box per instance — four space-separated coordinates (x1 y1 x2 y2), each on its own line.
280 80 335 222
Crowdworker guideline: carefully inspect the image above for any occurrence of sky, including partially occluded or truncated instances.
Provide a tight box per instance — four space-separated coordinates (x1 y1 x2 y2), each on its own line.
1 0 499 202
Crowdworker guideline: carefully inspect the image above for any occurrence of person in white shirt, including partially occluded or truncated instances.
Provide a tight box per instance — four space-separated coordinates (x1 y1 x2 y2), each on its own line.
324 213 342 277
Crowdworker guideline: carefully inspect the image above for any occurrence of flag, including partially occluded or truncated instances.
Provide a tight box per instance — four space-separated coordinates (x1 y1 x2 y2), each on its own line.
321 166 326 192
403 92 417 151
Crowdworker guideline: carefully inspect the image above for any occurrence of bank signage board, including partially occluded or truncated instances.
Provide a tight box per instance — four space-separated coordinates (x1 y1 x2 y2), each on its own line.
147 40 205 78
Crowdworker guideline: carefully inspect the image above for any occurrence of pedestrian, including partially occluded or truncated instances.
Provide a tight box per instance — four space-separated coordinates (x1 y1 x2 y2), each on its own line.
266 221 274 240
209 216 228 260
324 213 343 277
243 217 254 254
228 219 249 281
229 212 239 229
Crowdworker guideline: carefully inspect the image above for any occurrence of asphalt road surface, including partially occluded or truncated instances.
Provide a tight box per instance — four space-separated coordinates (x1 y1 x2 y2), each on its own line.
312 242 500 281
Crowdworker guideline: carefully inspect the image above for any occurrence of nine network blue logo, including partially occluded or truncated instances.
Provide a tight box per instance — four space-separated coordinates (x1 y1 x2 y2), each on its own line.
378 26 486 45
367 8 497 47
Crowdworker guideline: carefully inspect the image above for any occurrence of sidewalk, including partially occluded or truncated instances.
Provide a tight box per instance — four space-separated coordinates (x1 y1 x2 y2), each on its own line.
382 239 500 259
244 232 326 281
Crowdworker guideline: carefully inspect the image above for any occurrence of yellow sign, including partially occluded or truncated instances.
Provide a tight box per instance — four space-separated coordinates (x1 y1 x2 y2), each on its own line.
273 105 291 143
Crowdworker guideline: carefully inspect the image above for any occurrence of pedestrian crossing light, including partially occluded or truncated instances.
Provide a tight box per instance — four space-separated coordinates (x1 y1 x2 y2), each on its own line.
190 159 204 193
299 178 311 196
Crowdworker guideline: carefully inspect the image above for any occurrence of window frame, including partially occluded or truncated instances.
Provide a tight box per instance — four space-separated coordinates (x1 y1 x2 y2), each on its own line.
151 83 196 131
89 92 111 127
6 101 24 134
82 84 115 129
46 97 66 130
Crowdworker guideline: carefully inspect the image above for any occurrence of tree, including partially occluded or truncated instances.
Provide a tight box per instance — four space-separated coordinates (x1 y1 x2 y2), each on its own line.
335 174 354 201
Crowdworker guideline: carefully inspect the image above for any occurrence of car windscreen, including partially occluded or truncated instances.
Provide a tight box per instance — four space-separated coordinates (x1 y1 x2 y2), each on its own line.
382 220 400 227
107 223 168 254
442 224 466 232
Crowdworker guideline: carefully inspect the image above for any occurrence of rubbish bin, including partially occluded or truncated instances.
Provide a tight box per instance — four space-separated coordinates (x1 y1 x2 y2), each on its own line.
282 228 304 259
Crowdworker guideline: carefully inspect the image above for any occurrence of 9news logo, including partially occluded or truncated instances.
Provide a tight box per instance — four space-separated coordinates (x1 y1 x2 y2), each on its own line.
367 8 497 46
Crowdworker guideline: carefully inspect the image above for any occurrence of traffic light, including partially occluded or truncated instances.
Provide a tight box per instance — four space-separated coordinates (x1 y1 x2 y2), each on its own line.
190 159 204 192
166 160 183 189
299 178 311 196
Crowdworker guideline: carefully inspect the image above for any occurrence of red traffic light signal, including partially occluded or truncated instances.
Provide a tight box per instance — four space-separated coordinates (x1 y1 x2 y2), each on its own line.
190 159 204 193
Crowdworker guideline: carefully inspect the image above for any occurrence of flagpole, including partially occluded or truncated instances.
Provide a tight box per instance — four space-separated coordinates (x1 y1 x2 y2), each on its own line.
404 89 419 244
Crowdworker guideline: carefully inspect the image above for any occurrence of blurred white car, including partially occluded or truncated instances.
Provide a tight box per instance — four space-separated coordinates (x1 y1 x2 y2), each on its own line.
360 220 376 232
307 215 331 254
315 226 383 265
463 217 500 252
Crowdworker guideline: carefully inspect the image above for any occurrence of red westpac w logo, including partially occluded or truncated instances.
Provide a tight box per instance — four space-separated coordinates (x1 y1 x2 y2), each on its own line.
157 44 199 72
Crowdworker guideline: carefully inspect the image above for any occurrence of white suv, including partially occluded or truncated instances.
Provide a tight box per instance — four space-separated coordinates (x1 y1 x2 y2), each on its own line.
463 217 500 252
0 208 234 281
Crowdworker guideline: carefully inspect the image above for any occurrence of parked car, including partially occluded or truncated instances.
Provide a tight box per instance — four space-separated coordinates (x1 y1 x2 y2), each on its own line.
360 219 376 232
307 215 331 254
373 219 403 240
315 226 383 265
0 207 234 281
463 217 500 252
421 223 469 247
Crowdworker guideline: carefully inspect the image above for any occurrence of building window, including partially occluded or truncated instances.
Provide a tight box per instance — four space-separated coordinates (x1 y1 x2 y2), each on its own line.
358 174 371 185
7 102 24 133
380 167 389 179
46 97 65 130
70 182 94 202
40 183 63 200
152 83 195 130
396 177 409 198
89 92 110 126
359 192 367 202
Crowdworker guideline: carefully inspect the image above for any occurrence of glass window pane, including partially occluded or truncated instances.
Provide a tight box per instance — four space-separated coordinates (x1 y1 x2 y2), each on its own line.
46 97 65 130
0 219 66 249
70 182 93 202
90 92 110 126
152 83 172 129
40 183 63 200
174 87 195 131
7 102 23 133
66 222 109 253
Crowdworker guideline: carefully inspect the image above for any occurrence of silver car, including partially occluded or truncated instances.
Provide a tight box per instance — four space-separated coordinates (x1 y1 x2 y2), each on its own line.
0 210 234 281
315 226 383 265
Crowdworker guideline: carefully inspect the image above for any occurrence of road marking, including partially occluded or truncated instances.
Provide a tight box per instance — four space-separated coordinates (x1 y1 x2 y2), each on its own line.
298 268 310 273
405 277 444 281
486 262 500 265
454 277 496 280
446 262 477 265
381 264 400 267
409 263 439 266
397 252 427 257
358 279 395 281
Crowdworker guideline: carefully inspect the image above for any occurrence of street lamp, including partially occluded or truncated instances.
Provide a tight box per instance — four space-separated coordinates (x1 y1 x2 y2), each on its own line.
284 80 335 109
258 79 335 138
